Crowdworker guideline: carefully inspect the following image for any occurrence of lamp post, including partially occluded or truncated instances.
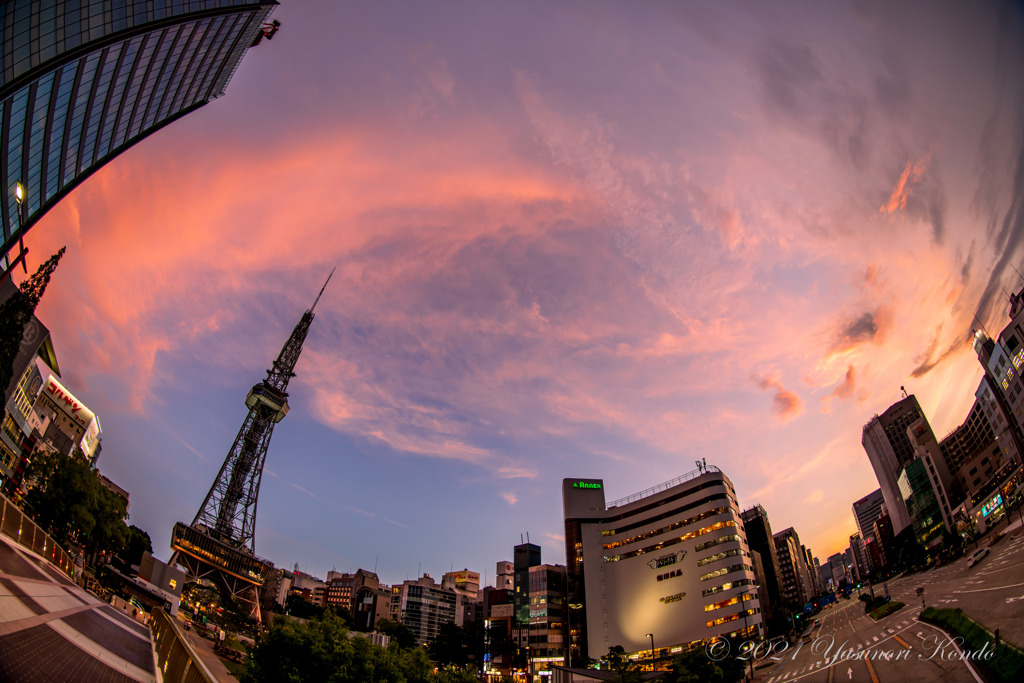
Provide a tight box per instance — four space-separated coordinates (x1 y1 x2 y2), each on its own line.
568 603 583 667
645 633 654 671
4 181 29 278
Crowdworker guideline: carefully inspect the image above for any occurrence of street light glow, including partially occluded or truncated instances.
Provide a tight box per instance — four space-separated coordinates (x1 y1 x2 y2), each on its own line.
14 182 24 204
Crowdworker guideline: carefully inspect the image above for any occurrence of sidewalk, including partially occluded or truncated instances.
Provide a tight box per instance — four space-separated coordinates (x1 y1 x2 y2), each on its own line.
0 533 155 682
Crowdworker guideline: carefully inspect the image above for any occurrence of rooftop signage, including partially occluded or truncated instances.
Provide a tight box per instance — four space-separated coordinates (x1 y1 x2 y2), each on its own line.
43 375 95 429
572 481 602 489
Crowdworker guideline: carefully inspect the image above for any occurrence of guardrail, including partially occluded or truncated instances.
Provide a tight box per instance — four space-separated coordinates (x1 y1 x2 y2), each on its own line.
0 491 74 576
607 465 722 508
151 607 218 683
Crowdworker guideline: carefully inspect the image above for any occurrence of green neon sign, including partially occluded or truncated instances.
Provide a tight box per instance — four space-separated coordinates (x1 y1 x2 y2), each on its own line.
573 481 602 489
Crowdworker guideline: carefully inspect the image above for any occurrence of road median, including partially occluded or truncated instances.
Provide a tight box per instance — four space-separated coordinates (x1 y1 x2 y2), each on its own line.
919 606 1024 683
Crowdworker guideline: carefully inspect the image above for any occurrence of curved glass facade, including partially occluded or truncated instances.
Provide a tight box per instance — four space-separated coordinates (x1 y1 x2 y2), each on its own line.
1 0 277 270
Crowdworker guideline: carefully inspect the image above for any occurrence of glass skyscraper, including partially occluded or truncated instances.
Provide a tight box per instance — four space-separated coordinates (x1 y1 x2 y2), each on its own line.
1 0 278 271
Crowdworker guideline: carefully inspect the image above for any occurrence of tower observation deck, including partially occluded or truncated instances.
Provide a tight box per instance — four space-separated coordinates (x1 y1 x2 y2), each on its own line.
170 271 332 621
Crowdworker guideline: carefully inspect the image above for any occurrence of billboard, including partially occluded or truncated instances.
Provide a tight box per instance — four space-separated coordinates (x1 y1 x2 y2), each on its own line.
982 494 1003 518
42 375 95 429
79 417 101 459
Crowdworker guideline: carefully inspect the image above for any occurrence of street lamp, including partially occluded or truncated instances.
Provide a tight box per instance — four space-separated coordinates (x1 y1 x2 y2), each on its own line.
568 603 583 667
6 181 29 275
645 633 654 671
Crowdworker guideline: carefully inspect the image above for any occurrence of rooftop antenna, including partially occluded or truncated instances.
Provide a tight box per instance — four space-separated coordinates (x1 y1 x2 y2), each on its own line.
374 554 379 574
900 386 908 399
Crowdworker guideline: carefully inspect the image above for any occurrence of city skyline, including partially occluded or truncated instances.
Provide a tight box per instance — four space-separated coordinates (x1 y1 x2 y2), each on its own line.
13 0 1024 587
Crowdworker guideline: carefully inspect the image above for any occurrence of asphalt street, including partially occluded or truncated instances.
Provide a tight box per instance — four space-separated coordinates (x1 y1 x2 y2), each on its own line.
733 521 1024 683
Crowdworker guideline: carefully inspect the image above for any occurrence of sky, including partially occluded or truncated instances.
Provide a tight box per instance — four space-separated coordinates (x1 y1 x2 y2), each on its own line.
17 0 1024 587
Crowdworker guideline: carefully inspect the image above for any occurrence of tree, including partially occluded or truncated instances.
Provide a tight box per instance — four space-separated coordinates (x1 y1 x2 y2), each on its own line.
22 447 128 552
284 593 324 620
376 618 418 650
122 525 153 567
243 610 455 683
428 621 484 672
664 642 744 683
601 645 644 683
0 247 65 405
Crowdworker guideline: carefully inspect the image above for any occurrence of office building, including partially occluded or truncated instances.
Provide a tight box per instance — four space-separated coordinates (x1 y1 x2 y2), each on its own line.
390 574 458 646
740 504 784 608
1 277 60 489
522 563 567 678
563 467 760 667
773 528 809 605
862 395 924 534
849 533 870 579
495 560 514 591
852 490 885 544
973 284 1024 462
483 586 515 679
1 0 279 271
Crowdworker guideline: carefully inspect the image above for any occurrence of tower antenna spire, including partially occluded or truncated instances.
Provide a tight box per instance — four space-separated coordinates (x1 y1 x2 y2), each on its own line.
310 267 335 313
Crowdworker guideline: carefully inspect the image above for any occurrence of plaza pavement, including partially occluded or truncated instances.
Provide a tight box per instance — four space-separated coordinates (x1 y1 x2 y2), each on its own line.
0 532 156 682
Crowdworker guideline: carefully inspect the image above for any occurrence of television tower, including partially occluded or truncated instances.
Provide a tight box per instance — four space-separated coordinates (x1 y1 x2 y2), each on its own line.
170 271 332 621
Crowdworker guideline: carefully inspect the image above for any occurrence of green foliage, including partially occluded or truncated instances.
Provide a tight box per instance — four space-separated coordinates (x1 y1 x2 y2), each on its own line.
326 604 354 629
664 642 745 683
122 525 153 566
600 645 643 683
0 247 65 405
428 621 484 673
285 593 325 620
868 600 904 620
22 447 128 552
431 667 479 683
376 619 418 650
242 611 462 683
920 607 1024 683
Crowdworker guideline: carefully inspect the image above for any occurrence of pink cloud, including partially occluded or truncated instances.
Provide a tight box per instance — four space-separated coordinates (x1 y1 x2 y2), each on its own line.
754 372 805 424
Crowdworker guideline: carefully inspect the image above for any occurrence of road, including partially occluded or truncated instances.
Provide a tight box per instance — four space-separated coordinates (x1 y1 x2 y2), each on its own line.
739 527 1024 683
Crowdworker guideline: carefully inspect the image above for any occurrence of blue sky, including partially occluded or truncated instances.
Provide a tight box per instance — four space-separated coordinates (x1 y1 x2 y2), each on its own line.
20 0 1024 586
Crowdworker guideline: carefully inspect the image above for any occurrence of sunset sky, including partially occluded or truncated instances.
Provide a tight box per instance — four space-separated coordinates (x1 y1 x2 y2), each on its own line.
18 0 1024 587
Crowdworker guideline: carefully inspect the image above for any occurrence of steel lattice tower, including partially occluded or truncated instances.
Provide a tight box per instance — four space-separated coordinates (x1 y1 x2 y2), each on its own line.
170 271 332 621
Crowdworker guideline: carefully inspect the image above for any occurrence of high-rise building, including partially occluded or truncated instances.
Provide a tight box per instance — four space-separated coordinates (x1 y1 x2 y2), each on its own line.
862 395 924 534
849 533 870 579
740 504 784 608
852 490 886 543
0 0 279 271
974 376 1023 464
973 285 1024 462
803 547 822 597
522 564 567 678
772 528 809 605
563 467 761 668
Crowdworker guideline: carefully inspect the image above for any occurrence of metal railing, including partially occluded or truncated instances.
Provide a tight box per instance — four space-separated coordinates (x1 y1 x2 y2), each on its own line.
151 608 218 683
607 465 721 508
0 491 74 576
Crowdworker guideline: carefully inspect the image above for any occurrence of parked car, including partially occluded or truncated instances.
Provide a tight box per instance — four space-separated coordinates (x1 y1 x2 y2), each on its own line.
968 547 989 568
